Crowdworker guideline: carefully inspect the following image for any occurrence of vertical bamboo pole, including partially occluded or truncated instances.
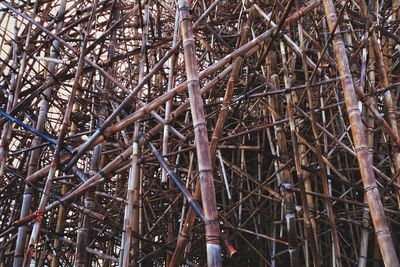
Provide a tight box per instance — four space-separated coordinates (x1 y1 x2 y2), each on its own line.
269 72 300 267
358 3 375 266
119 3 148 266
178 0 222 265
162 8 180 266
73 3 105 265
321 0 400 266
169 8 253 266
52 79 81 267
161 6 180 185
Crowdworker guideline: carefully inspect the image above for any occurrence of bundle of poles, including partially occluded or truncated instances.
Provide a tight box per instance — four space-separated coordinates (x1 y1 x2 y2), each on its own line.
0 0 399 266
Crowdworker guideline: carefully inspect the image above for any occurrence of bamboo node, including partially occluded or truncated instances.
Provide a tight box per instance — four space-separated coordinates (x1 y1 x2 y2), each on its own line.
346 108 360 116
178 5 191 12
98 170 107 179
96 127 110 140
354 145 368 153
179 232 190 239
206 234 221 244
280 182 293 191
364 183 378 192
375 228 391 237
204 218 220 226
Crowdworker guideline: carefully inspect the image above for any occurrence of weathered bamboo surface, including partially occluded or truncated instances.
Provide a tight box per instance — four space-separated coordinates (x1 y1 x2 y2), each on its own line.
0 0 399 266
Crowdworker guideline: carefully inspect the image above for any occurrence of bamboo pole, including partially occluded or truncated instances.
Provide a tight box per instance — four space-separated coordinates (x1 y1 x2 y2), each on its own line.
119 4 149 266
358 3 375 266
169 8 253 266
321 0 400 266
268 59 300 265
177 0 223 265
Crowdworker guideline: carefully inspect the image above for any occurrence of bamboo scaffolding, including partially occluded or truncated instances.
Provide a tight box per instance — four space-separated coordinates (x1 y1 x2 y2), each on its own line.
0 0 399 266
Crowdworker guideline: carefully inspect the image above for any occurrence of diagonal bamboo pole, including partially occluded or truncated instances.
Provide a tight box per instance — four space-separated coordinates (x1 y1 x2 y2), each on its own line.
321 0 400 266
370 31 400 206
